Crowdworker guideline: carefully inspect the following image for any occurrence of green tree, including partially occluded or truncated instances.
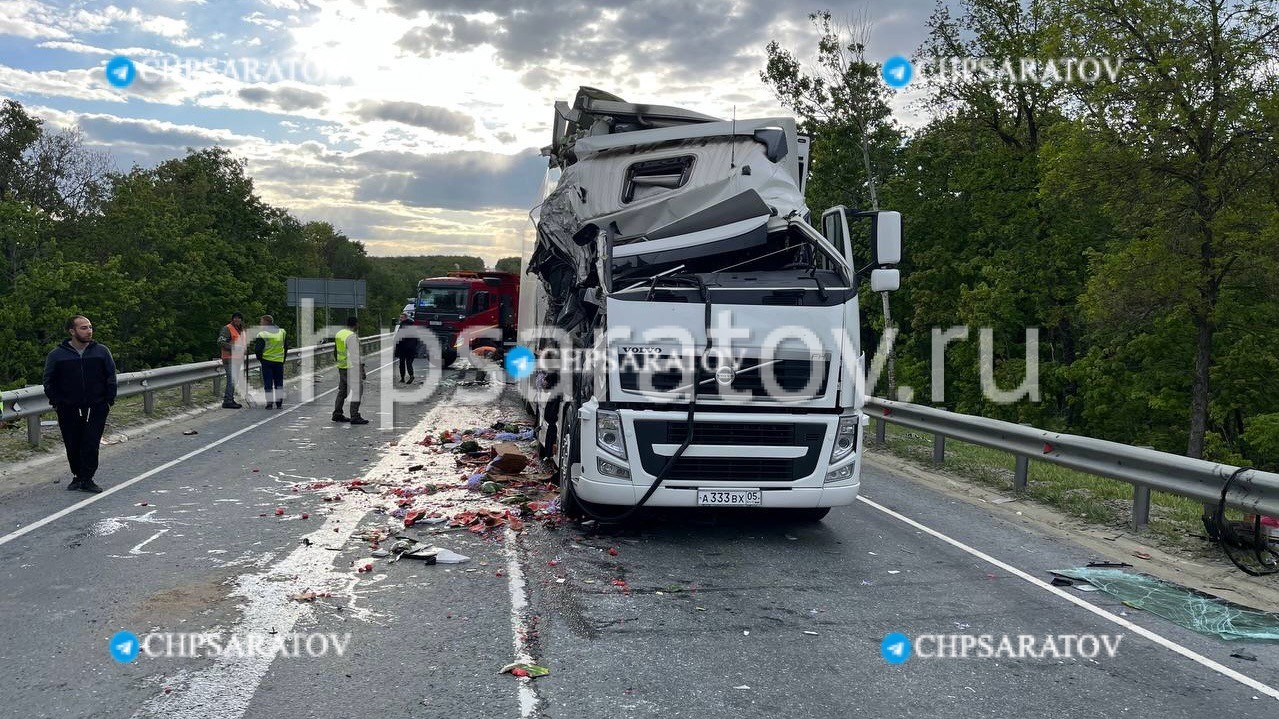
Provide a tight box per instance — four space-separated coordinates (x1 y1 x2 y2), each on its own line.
1060 0 1279 458
494 256 521 273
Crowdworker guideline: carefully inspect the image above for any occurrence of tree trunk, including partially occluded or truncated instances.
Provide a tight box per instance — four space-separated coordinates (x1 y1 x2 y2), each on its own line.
1187 312 1213 459
858 119 895 400
880 290 895 399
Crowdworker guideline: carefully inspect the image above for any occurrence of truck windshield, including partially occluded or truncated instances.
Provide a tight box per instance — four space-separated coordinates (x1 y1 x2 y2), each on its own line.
612 225 846 288
416 287 467 312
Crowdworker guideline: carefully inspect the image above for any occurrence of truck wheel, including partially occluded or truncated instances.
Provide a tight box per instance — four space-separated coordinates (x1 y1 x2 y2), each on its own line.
556 404 583 519
441 348 457 369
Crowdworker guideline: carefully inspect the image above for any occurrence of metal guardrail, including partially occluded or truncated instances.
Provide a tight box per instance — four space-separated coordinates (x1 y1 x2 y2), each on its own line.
865 397 1279 526
0 333 390 446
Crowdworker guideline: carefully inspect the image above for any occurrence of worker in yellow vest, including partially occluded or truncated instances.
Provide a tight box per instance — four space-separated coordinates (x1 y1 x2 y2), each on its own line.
332 316 368 425
253 314 289 409
217 312 246 408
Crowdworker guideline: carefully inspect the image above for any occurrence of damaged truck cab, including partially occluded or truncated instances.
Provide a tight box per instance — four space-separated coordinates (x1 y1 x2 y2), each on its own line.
519 87 901 520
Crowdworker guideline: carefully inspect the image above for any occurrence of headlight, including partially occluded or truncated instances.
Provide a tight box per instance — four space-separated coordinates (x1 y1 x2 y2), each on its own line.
596 410 627 459
830 415 858 463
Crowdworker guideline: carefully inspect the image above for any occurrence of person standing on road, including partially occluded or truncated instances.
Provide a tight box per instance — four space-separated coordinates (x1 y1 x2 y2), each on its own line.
42 315 117 493
332 316 368 425
253 314 288 409
393 313 419 384
218 312 246 408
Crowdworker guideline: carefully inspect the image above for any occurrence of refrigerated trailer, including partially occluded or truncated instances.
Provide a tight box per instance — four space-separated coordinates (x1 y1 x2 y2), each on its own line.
519 87 901 521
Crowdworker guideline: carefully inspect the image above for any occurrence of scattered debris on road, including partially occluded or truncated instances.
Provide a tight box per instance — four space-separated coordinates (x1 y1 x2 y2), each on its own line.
499 662 550 678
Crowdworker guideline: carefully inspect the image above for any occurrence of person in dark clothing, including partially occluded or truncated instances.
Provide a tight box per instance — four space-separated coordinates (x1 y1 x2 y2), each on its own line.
393 313 419 383
42 315 117 493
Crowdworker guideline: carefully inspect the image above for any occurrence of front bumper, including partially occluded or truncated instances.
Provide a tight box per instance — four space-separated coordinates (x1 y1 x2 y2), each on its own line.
572 400 863 508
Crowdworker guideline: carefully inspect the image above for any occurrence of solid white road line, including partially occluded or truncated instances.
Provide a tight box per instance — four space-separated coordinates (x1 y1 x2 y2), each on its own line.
0 362 391 550
133 385 454 719
857 494 1279 701
503 526 540 717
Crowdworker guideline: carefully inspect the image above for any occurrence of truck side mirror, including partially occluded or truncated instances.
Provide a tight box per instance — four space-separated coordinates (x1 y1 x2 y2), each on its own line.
872 211 902 265
870 269 900 292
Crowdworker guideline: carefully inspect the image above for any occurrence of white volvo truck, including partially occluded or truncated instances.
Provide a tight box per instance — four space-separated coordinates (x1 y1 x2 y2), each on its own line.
519 87 901 521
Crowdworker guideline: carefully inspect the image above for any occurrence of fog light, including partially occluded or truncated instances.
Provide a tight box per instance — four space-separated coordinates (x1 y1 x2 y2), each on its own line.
825 464 854 483
597 457 631 479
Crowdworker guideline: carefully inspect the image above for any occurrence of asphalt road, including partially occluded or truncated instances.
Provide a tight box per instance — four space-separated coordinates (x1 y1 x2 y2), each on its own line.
0 367 1276 719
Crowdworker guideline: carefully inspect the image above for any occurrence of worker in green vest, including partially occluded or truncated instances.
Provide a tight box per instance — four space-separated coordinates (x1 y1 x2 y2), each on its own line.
253 314 289 409
332 316 368 425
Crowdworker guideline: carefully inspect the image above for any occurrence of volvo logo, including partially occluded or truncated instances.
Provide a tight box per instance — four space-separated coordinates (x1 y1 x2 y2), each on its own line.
715 365 736 386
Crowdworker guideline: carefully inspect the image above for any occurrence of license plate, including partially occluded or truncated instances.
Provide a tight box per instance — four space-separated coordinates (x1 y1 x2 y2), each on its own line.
697 489 762 506
428 321 443 326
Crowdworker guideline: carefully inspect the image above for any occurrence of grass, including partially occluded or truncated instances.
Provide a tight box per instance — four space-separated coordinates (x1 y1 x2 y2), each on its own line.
872 423 1238 553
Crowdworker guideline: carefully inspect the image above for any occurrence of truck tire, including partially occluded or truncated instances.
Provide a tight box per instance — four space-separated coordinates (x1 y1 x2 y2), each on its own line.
556 403 583 519
440 348 457 369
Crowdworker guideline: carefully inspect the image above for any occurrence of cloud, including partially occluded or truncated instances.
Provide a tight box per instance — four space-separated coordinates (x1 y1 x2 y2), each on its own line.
394 13 496 57
351 100 474 135
74 113 241 151
238 85 328 111
351 148 546 211
70 4 200 47
0 65 124 102
519 67 554 91
36 40 112 55
0 0 70 39
386 0 772 78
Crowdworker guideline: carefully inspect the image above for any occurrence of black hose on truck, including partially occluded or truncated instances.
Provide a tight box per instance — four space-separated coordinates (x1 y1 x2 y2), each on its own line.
568 273 713 523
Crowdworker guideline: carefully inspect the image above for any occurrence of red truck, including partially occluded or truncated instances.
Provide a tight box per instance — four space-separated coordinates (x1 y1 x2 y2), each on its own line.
411 271 519 368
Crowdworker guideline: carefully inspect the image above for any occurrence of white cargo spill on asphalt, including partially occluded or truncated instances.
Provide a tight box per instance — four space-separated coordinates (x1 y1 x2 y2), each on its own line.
91 509 178 537
134 389 543 719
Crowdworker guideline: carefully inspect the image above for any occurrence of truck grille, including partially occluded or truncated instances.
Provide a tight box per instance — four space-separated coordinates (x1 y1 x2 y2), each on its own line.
633 419 826 482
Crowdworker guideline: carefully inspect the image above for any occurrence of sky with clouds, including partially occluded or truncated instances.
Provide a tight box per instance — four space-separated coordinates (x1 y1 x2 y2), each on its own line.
1 0 940 264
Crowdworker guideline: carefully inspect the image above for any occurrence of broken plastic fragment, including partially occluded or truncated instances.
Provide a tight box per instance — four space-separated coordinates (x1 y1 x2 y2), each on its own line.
499 663 550 678
434 548 470 564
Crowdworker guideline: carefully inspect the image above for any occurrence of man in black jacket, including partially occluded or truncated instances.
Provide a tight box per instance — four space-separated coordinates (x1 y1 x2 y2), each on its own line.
42 315 117 493
393 313 419 383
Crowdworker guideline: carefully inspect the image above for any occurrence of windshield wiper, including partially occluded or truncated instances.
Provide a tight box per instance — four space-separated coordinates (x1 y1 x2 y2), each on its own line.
617 264 686 292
